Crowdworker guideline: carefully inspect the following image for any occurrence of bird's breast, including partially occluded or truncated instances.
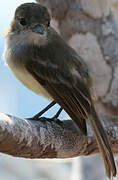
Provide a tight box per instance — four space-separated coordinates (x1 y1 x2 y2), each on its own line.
9 60 52 100
4 39 52 100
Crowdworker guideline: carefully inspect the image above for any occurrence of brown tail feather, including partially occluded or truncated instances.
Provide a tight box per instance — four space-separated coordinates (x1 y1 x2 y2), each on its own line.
90 105 116 178
43 82 116 177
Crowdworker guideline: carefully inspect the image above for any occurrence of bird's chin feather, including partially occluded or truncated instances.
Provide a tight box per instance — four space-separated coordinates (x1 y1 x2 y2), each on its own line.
5 27 48 47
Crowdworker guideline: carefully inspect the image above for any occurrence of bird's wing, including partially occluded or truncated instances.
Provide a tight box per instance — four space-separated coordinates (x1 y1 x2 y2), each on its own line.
26 59 92 135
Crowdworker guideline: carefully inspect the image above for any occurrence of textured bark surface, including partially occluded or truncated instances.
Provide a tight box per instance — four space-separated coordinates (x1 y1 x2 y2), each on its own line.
0 113 118 159
35 1 118 179
37 0 118 117
111 0 118 16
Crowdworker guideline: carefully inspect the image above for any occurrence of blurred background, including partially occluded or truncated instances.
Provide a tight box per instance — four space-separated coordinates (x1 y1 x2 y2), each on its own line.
0 0 118 180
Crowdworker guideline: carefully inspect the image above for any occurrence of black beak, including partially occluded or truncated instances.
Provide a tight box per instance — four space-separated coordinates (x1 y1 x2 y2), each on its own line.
31 25 44 35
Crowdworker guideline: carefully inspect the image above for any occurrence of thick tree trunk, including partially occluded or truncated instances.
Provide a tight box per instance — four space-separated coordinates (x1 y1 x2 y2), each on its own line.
36 0 118 179
1 0 118 179
110 0 118 16
37 0 118 117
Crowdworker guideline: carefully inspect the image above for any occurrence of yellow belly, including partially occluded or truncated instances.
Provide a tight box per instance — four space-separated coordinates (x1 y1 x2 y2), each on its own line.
6 59 52 100
4 36 52 100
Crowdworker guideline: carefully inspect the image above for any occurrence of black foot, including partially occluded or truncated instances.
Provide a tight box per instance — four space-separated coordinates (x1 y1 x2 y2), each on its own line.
26 102 63 121
40 117 63 125
52 118 63 125
26 117 39 121
26 108 63 126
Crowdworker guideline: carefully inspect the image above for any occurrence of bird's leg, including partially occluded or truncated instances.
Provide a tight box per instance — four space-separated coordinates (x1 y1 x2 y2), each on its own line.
26 101 63 123
33 101 56 119
27 101 56 120
42 107 63 125
51 107 63 125
52 107 63 119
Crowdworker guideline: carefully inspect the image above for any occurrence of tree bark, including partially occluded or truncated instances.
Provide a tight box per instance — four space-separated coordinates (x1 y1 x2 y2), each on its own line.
1 0 118 179
110 0 118 16
0 113 118 158
35 1 118 179
37 0 118 117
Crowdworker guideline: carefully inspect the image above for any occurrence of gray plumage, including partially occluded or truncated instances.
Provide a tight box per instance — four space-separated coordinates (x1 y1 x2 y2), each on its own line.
4 3 116 178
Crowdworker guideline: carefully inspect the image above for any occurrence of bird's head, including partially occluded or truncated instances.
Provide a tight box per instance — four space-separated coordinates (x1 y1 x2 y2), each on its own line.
12 3 50 34
3 3 51 62
4 3 51 44
13 3 50 34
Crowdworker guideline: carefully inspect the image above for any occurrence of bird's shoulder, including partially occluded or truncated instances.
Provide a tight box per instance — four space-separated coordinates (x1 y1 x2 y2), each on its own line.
26 27 92 88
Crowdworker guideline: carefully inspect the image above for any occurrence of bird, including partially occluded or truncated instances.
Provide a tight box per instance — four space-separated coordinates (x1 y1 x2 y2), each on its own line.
3 3 116 178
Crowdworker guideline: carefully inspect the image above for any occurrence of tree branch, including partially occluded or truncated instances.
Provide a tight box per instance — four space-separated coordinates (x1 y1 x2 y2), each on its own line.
0 113 117 159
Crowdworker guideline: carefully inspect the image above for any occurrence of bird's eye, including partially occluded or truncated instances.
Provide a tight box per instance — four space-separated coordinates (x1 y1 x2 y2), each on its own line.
47 21 50 27
19 18 27 26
